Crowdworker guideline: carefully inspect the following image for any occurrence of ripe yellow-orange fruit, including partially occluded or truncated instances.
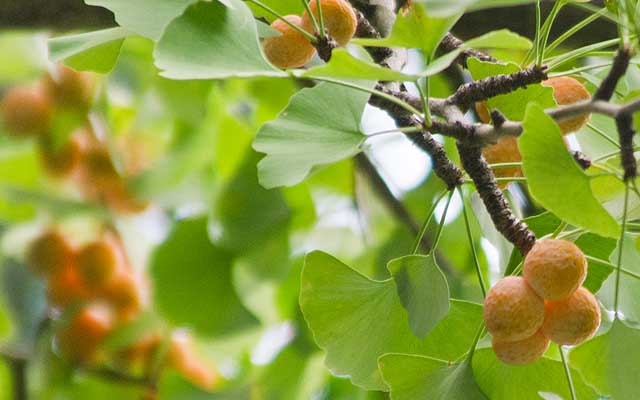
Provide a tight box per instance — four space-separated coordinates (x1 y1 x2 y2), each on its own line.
169 333 219 390
542 287 601 345
483 276 545 342
523 239 587 300
104 180 150 214
47 265 90 307
482 136 522 188
542 77 591 134
27 231 75 277
302 0 358 47
101 274 142 319
56 304 114 363
1 85 52 138
475 101 491 124
492 329 550 366
43 65 95 112
76 240 120 288
38 134 83 177
263 15 316 69
82 146 120 188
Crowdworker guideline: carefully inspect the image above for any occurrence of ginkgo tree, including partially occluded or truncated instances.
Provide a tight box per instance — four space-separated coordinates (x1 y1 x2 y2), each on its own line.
0 0 640 399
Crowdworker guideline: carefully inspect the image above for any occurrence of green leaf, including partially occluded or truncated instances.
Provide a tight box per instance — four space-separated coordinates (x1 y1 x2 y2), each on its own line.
253 82 371 188
212 151 290 252
575 233 617 293
380 355 487 400
154 0 283 79
598 235 640 322
150 217 259 337
387 255 450 338
302 49 419 82
0 147 39 222
300 251 483 390
468 59 556 120
520 103 619 238
351 4 459 58
415 0 535 17
570 319 640 398
48 28 127 73
85 0 196 40
472 349 600 400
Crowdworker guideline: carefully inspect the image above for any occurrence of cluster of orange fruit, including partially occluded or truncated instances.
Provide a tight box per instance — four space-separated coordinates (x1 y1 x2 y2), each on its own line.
0 64 146 213
26 229 218 390
483 239 600 365
479 76 592 187
262 0 357 69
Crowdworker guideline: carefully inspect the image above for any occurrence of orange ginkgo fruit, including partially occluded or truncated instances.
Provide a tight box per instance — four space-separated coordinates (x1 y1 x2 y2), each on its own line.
1 84 52 138
483 276 545 342
542 77 591 134
523 239 587 300
542 287 601 346
301 0 358 47
27 231 75 277
263 15 317 69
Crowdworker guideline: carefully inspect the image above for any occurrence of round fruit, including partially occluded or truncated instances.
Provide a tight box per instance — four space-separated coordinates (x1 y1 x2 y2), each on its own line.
82 146 121 189
169 333 218 390
43 65 95 112
56 304 113 363
101 274 141 319
542 77 591 134
542 287 601 345
47 265 90 307
263 15 316 69
301 0 358 46
475 101 491 124
104 180 149 214
27 231 75 277
482 136 522 189
492 329 550 366
483 276 545 342
1 85 52 138
523 239 587 300
76 240 120 288
38 134 83 177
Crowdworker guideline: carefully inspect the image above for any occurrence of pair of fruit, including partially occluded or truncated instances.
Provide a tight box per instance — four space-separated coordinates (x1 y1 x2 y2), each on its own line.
483 239 600 365
0 64 94 140
480 77 591 187
262 0 358 69
27 230 141 316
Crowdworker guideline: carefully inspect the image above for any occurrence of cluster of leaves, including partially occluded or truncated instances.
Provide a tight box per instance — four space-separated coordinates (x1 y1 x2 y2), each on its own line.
1 0 640 399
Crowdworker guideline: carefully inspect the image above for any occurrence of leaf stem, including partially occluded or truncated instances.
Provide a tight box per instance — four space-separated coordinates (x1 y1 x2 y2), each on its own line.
614 183 630 316
306 76 424 118
559 344 577 400
301 0 321 35
586 254 640 281
316 0 326 37
465 322 485 363
431 190 455 253
246 0 318 42
459 187 487 297
417 78 432 127
411 189 449 254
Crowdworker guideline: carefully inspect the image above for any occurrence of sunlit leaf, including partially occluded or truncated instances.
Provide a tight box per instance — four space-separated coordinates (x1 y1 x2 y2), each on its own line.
48 28 127 73
254 81 371 188
300 251 483 390
387 255 450 338
520 103 620 238
154 0 283 79
380 355 487 399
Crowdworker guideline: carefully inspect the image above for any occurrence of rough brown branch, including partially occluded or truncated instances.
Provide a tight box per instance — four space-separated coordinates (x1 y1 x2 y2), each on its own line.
457 143 536 254
448 65 548 110
594 45 632 101
439 33 497 67
616 113 638 181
